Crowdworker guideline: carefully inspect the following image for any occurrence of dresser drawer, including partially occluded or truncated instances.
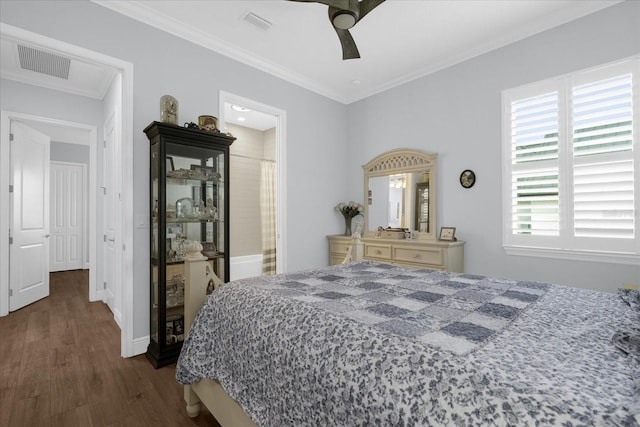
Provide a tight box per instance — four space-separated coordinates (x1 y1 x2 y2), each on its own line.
329 241 351 255
393 245 443 267
364 243 392 260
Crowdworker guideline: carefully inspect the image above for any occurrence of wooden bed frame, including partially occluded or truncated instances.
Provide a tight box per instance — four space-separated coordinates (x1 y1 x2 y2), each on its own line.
182 254 257 426
181 233 363 426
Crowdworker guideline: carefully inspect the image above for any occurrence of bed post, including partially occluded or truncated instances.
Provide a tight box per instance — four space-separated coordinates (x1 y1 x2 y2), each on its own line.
182 243 209 418
341 223 364 264
352 223 364 261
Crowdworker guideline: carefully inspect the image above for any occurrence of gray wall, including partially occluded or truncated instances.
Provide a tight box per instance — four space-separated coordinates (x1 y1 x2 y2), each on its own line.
51 141 90 163
0 0 350 339
346 1 640 292
1 79 103 127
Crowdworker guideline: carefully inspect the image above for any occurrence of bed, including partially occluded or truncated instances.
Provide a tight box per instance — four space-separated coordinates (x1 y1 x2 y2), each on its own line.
176 259 640 426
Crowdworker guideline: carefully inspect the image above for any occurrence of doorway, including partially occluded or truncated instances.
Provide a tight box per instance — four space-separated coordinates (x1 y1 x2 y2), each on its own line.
0 23 136 357
2 114 97 307
219 92 287 277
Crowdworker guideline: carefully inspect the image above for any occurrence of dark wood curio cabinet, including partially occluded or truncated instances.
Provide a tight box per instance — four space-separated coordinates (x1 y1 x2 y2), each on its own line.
144 121 235 368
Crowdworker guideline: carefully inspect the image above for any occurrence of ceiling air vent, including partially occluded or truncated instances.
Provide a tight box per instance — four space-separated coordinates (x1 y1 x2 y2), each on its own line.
17 44 71 80
242 11 273 31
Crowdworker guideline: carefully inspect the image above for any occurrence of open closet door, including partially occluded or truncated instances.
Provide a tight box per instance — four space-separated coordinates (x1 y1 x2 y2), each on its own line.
9 121 51 311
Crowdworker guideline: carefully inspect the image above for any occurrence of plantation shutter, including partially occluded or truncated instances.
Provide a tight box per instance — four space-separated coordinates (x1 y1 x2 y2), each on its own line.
572 73 634 239
509 91 560 236
503 57 638 260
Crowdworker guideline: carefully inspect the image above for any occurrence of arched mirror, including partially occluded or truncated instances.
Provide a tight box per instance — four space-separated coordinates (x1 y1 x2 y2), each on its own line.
363 148 437 240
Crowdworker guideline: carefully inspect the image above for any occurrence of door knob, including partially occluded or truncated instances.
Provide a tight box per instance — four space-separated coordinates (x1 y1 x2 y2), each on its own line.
43 234 50 238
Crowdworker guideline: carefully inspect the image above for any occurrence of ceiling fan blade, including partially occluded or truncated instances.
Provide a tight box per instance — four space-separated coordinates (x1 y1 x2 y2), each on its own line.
358 0 385 21
334 27 360 60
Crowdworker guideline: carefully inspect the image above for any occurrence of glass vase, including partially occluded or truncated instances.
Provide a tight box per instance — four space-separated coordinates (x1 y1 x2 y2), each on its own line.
343 215 352 236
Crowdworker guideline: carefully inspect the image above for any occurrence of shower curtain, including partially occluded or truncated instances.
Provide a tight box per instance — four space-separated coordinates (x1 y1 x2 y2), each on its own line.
260 160 277 275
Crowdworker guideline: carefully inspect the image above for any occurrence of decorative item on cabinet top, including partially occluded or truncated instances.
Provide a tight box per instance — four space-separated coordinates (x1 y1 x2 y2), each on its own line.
160 95 178 125
158 95 227 136
198 115 219 131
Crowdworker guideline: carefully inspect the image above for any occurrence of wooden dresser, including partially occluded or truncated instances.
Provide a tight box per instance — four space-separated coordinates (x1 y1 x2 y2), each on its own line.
328 235 464 272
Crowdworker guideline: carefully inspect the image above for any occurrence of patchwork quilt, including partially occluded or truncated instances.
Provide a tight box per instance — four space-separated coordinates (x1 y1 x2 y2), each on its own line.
176 261 639 426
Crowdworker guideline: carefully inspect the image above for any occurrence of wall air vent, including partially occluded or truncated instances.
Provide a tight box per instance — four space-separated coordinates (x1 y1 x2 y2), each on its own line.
17 44 71 80
242 11 273 31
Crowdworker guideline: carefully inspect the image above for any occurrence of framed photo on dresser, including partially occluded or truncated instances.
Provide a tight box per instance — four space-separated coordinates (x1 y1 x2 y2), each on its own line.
439 226 457 241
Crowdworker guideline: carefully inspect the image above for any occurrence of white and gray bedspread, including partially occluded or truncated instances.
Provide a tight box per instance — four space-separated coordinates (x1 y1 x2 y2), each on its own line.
176 261 640 426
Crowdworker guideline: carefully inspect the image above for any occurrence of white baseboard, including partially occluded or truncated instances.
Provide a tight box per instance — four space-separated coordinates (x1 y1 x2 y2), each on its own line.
131 335 150 356
112 307 123 328
91 289 105 303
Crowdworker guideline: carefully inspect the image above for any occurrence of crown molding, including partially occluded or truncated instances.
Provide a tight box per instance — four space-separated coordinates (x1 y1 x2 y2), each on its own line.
91 0 349 104
91 0 623 105
346 0 624 104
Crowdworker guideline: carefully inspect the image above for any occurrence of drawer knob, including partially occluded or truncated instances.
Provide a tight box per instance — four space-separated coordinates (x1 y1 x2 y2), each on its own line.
414 254 420 259
376 250 382 255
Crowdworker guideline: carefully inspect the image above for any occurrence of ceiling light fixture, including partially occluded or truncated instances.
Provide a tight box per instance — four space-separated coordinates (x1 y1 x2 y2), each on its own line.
231 105 252 112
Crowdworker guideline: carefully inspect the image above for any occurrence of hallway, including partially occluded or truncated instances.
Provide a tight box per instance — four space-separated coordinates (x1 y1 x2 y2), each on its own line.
0 270 219 426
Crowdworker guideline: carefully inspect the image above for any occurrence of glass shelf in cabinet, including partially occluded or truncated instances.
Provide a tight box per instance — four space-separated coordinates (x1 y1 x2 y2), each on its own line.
166 176 222 185
154 218 222 224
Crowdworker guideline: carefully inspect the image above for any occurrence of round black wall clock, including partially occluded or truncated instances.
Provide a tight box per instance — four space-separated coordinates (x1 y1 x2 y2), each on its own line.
460 169 476 188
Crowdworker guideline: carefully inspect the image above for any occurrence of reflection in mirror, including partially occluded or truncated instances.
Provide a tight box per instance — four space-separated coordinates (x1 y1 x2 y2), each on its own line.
363 149 437 239
368 173 426 230
368 174 408 228
415 181 429 232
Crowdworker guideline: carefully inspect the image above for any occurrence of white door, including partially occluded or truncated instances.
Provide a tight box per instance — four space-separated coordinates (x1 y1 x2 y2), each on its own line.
9 122 50 311
50 162 84 272
103 113 121 324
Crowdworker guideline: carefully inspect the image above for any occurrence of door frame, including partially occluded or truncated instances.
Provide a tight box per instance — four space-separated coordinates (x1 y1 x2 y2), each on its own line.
0 23 136 357
219 91 287 274
1 112 96 302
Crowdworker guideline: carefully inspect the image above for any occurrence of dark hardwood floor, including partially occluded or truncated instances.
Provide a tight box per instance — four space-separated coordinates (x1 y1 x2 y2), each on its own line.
0 270 220 427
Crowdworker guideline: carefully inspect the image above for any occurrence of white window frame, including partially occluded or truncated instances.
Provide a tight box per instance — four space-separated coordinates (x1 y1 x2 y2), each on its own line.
502 56 640 265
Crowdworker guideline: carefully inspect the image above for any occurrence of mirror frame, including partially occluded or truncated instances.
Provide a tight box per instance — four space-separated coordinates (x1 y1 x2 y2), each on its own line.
362 148 437 240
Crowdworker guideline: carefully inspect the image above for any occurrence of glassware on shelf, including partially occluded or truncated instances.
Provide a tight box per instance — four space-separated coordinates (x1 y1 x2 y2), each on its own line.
166 273 185 307
176 198 194 218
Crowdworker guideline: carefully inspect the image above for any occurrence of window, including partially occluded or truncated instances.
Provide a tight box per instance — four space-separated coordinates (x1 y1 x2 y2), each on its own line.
502 57 639 264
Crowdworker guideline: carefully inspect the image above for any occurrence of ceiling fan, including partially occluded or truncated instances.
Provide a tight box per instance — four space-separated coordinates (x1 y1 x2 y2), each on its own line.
289 0 385 60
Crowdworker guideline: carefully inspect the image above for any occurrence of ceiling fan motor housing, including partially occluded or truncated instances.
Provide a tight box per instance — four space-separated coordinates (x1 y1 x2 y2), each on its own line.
332 9 358 29
288 0 385 60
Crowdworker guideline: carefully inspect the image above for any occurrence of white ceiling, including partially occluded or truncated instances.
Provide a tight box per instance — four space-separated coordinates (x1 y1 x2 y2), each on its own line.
93 0 622 104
